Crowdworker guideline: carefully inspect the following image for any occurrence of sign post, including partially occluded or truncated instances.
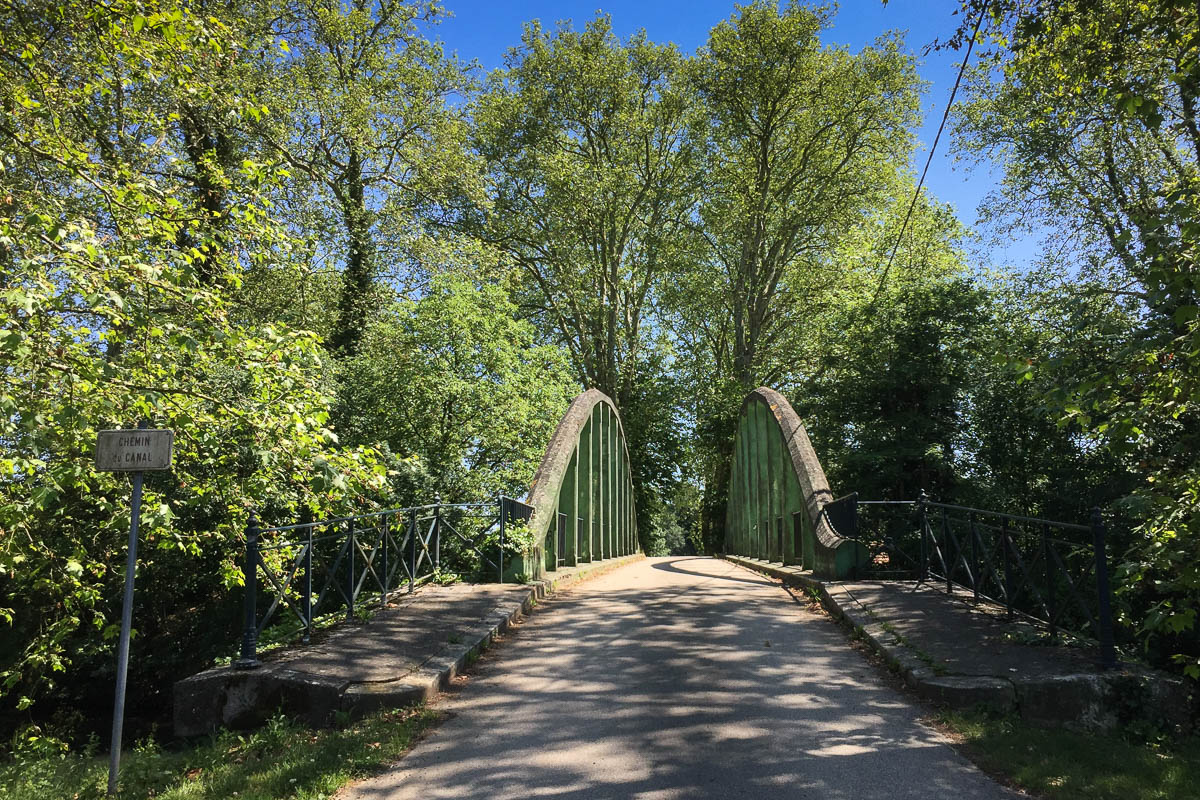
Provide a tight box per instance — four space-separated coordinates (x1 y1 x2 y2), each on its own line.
95 422 173 796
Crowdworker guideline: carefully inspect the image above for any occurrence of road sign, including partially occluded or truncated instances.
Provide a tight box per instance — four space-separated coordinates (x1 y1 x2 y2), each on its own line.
95 428 174 472
97 423 173 795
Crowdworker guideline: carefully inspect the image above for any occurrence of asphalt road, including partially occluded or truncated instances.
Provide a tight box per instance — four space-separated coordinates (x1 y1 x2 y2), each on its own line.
341 556 1015 800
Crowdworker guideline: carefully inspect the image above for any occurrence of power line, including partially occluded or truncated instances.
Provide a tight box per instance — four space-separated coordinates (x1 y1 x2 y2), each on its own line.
867 7 986 307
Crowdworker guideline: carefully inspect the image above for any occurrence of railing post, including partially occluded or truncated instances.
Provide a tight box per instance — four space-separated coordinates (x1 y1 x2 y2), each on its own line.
409 508 417 594
942 506 953 595
433 494 442 572
498 494 506 584
347 518 356 621
1001 517 1013 622
1043 522 1057 641
381 513 389 609
1092 507 1117 669
969 511 980 601
234 514 261 669
917 491 928 582
303 517 313 644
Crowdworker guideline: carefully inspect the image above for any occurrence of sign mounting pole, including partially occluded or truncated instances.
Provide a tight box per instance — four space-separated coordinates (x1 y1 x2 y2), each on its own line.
97 420 173 796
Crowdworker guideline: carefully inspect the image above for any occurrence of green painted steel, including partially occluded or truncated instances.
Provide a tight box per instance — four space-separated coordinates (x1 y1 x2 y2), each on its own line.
524 389 640 579
725 388 867 580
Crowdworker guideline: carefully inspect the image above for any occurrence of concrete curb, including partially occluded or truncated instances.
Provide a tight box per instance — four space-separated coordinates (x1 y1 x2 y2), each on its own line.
175 553 645 736
723 555 1194 731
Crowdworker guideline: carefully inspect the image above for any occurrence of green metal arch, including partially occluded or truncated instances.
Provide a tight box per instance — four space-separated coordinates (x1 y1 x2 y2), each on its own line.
726 387 865 579
524 389 638 579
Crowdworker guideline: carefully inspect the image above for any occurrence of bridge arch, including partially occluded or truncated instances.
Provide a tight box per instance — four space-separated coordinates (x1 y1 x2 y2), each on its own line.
524 389 638 578
726 387 865 579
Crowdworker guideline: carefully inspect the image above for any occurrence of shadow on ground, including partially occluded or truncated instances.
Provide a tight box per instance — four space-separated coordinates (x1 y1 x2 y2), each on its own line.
340 556 1013 800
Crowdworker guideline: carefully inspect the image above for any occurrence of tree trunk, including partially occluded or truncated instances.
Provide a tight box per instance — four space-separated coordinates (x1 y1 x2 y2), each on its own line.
329 147 373 357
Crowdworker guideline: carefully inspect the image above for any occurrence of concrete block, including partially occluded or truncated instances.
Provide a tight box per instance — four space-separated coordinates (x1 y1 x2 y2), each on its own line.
342 681 429 718
173 665 348 737
916 675 1016 713
1015 673 1115 730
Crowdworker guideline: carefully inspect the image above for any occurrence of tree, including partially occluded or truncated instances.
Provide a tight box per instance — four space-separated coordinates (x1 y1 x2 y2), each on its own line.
0 0 387 726
953 0 1200 674
336 275 577 501
805 278 984 502
691 0 920 390
471 15 702 547
670 1 921 548
960 272 1139 521
472 14 702 404
259 0 480 357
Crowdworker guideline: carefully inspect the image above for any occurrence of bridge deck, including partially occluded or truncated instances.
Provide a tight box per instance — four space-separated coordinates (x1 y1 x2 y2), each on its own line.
340 556 1014 800
173 556 641 736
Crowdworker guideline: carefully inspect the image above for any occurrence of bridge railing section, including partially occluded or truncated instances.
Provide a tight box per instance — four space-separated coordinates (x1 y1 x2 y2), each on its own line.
828 493 1116 669
234 495 534 668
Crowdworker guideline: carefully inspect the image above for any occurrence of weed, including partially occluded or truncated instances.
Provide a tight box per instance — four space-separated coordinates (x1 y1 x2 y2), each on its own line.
878 621 949 675
0 708 436 800
432 568 460 586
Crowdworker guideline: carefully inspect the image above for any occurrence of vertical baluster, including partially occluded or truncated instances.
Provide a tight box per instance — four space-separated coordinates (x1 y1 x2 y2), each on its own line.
409 508 417 594
1001 517 1013 622
498 495 506 584
381 513 389 609
304 519 313 643
970 511 980 601
235 515 261 669
1092 507 1117 669
943 506 953 595
347 519 356 621
1043 522 1056 641
434 494 442 572
918 491 928 583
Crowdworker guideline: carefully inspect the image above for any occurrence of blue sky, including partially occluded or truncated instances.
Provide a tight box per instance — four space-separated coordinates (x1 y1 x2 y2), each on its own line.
433 0 1032 271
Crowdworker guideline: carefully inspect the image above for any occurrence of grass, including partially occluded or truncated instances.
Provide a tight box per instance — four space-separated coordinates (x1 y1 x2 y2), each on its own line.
0 707 437 800
938 710 1200 800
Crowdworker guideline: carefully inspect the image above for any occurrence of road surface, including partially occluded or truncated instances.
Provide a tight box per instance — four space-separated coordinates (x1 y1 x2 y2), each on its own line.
341 556 1013 800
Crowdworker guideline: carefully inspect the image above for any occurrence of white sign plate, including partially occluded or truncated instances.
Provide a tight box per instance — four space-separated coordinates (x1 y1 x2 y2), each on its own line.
95 429 174 472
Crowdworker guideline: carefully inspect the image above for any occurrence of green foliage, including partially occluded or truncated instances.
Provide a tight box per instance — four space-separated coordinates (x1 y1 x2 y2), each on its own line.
0 0 575 756
473 13 701 398
0 0 391 728
644 503 690 557
955 0 1200 675
336 275 576 500
0 708 435 800
258 0 482 356
472 14 701 543
668 1 923 549
960 273 1140 521
689 0 920 389
805 278 987 501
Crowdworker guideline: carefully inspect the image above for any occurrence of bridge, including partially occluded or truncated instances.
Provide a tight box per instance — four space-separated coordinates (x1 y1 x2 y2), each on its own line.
173 387 1185 800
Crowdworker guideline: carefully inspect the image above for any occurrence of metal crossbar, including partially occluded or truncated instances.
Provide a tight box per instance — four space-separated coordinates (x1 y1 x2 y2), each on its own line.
830 494 1117 669
234 495 535 669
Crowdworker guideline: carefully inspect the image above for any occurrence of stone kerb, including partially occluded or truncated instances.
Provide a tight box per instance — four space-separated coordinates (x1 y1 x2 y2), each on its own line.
523 388 637 579
745 387 863 578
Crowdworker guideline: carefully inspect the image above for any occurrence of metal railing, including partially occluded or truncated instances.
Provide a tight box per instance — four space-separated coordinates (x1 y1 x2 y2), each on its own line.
826 491 1117 669
234 494 534 669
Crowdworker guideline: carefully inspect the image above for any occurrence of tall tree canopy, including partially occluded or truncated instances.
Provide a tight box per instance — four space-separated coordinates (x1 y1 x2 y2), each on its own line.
690 0 920 390
955 0 1200 674
667 1 923 549
260 0 481 356
472 14 703 403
